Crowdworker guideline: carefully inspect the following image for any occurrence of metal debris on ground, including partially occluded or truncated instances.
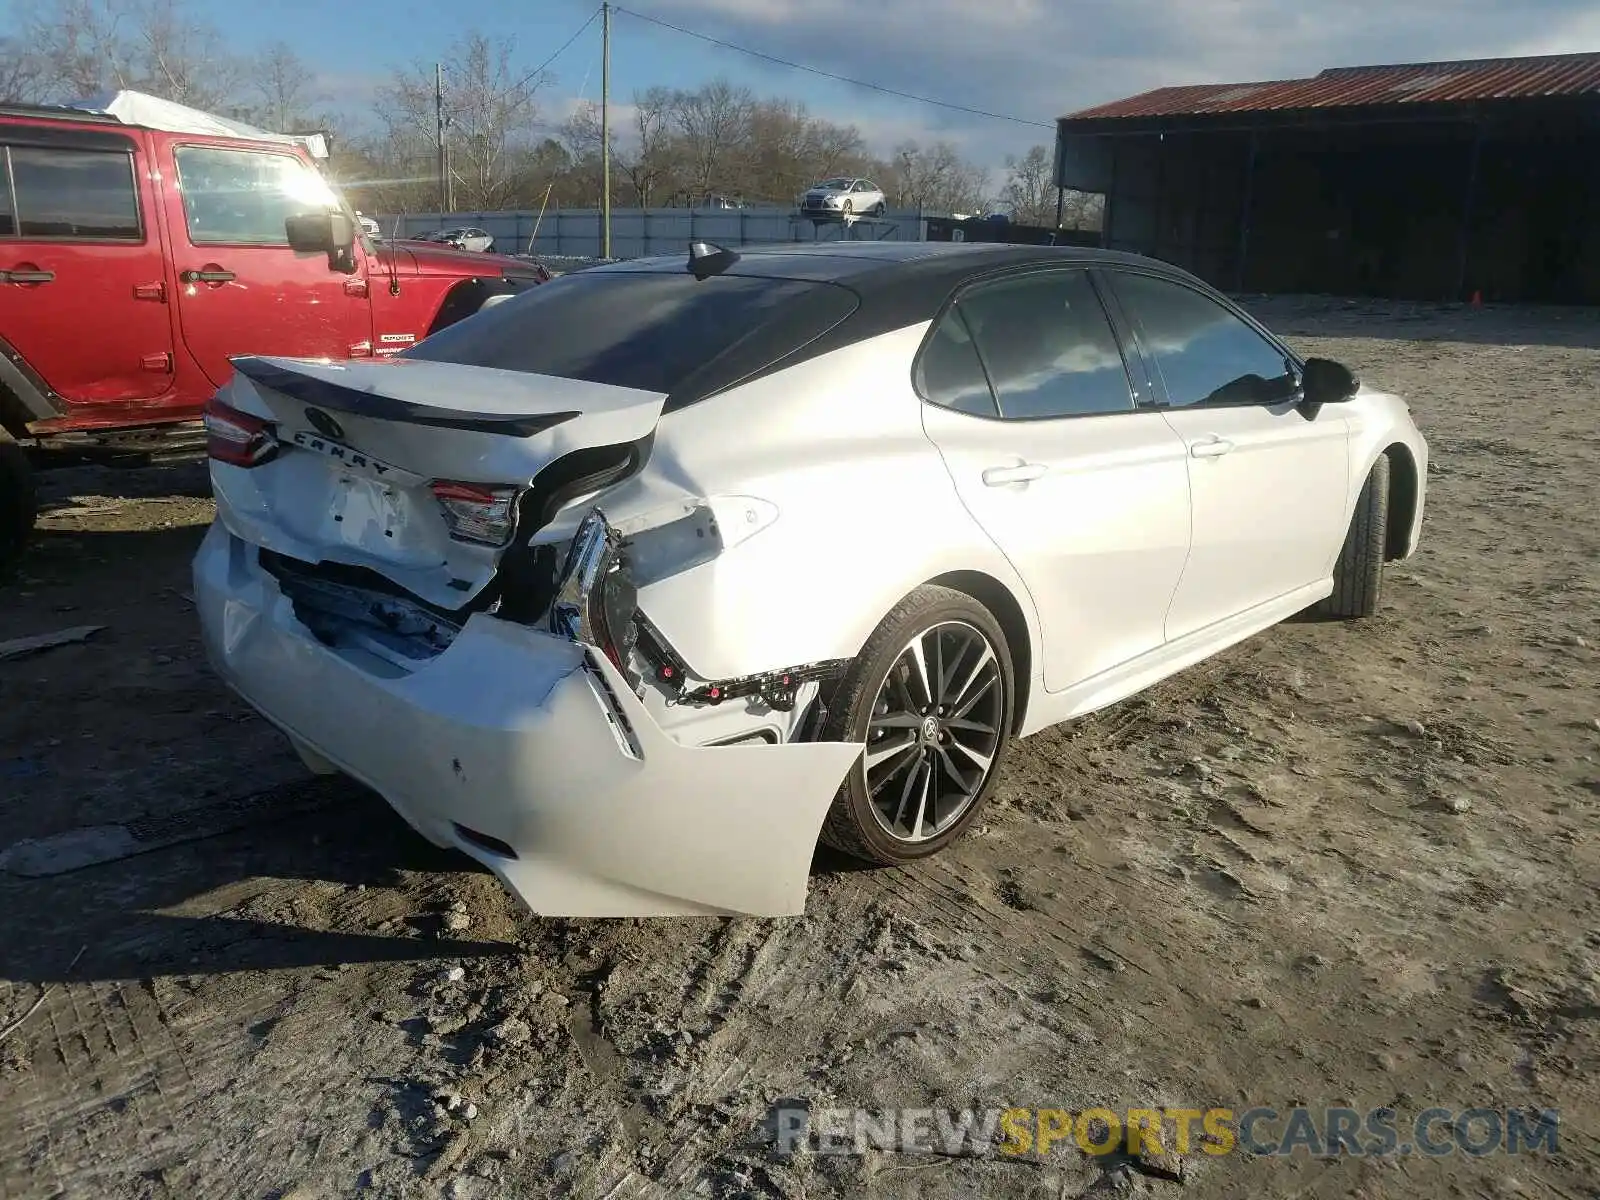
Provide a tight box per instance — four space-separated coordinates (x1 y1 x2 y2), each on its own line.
0 626 106 662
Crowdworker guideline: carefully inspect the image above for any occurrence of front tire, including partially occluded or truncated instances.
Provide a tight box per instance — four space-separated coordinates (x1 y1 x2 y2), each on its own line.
819 585 1015 864
1316 454 1390 619
0 430 36 573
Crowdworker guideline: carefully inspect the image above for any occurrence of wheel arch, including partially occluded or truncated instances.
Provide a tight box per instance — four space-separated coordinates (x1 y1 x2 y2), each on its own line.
425 276 526 337
1379 442 1419 561
925 568 1034 736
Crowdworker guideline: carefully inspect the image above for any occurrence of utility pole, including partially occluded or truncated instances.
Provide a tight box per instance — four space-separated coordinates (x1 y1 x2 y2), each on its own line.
435 62 448 217
600 1 611 259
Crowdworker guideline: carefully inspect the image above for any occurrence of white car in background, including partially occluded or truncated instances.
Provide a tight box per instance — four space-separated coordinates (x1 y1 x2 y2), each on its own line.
415 227 495 252
193 241 1427 920
800 177 887 218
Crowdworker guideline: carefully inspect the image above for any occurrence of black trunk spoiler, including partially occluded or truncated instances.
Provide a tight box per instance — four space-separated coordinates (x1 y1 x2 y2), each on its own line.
230 356 580 438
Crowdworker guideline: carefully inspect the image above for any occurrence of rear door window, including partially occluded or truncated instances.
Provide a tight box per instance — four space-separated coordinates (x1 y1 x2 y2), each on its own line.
954 269 1135 419
405 271 853 397
7 146 141 240
916 309 997 417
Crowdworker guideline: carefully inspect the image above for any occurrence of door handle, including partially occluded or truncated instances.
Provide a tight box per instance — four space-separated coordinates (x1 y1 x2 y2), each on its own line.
1189 437 1235 459
181 269 236 284
2 269 54 284
981 462 1049 486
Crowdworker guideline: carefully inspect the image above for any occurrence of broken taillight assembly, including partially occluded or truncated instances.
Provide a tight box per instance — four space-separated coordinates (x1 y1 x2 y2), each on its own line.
203 396 279 468
549 508 639 674
430 481 521 547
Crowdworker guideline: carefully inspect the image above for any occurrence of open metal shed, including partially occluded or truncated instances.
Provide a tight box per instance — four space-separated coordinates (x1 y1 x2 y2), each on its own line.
1056 53 1600 303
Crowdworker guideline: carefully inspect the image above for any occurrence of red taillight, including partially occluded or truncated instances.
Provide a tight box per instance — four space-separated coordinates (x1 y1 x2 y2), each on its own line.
203 396 279 467
430 480 520 547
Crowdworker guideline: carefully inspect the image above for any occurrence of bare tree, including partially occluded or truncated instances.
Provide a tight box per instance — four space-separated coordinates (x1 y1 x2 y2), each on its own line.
250 43 325 132
620 86 678 206
20 0 136 101
744 99 870 204
557 100 612 207
134 0 240 108
671 80 754 201
20 0 241 108
1064 190 1106 231
878 140 990 214
998 144 1056 226
374 34 548 212
558 85 873 208
807 120 871 190
0 37 49 103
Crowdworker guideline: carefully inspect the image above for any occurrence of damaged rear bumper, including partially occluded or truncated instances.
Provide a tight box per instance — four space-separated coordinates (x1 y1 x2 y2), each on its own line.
192 522 862 917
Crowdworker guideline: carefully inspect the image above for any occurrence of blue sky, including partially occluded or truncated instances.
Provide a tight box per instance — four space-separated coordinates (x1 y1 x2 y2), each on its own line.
10 0 1600 171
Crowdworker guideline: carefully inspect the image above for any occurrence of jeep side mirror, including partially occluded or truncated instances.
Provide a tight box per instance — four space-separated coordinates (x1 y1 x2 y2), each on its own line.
1298 356 1360 419
286 212 340 252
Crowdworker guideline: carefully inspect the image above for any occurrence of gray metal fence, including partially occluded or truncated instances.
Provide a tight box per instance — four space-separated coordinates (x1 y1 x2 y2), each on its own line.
369 206 930 259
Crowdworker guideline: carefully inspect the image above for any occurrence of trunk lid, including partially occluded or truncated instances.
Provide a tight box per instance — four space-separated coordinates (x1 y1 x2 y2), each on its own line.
212 355 665 610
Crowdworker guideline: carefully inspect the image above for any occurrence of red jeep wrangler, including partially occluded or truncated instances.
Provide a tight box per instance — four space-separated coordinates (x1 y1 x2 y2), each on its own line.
0 95 548 567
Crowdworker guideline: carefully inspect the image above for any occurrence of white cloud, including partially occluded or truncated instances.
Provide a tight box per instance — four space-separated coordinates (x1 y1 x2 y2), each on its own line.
631 0 1597 157
1504 8 1600 55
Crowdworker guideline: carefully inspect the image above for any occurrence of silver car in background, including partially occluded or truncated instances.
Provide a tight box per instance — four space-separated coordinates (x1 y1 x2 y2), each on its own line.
414 227 495 252
800 177 887 218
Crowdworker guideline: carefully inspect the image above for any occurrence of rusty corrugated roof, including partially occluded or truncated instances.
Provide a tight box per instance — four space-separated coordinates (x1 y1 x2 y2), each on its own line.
1064 52 1600 121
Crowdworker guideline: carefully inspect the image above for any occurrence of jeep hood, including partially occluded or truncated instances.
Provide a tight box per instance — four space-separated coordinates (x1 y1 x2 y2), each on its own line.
377 242 534 279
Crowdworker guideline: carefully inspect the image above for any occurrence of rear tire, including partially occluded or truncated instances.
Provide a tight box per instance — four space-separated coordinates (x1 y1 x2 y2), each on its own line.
873 201 886 217
1315 454 1389 619
0 430 36 573
818 585 1015 865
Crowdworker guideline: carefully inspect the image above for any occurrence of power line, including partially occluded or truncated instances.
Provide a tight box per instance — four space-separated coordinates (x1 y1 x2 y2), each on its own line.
503 5 604 104
612 5 1053 129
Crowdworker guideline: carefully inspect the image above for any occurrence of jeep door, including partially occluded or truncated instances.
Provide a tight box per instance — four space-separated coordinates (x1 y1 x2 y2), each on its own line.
0 121 176 410
161 140 373 388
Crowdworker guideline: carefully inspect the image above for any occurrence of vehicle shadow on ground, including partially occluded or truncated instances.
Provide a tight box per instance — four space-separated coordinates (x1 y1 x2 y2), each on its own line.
3 786 882 987
2 521 209 599
0 783 521 987
31 459 213 513
2 514 895 988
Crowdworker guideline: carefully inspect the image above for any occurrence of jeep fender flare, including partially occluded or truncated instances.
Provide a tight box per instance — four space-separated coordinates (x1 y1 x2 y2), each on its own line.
426 272 547 337
0 335 61 437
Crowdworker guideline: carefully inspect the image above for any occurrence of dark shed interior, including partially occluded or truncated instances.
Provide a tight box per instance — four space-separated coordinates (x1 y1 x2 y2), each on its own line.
1057 57 1600 304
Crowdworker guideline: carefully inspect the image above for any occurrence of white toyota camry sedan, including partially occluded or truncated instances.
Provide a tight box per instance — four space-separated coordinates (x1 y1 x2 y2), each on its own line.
193 241 1428 918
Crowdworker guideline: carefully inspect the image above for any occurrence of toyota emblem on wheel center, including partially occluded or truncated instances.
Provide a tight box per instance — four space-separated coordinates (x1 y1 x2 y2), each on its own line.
303 407 345 441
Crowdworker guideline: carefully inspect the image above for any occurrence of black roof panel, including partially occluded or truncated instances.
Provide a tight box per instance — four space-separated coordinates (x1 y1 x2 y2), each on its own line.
589 239 1160 285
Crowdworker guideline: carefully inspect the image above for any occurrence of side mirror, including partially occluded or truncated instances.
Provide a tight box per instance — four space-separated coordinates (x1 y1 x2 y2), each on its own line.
1298 356 1360 419
286 211 357 274
286 209 355 251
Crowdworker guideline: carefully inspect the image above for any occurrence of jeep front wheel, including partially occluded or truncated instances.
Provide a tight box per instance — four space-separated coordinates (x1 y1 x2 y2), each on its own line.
0 429 37 572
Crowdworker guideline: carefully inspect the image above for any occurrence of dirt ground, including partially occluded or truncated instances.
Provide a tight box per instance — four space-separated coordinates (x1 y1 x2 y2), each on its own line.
1 297 1597 1200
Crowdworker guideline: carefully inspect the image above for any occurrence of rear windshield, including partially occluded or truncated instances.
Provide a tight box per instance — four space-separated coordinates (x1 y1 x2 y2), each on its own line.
405 271 841 396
